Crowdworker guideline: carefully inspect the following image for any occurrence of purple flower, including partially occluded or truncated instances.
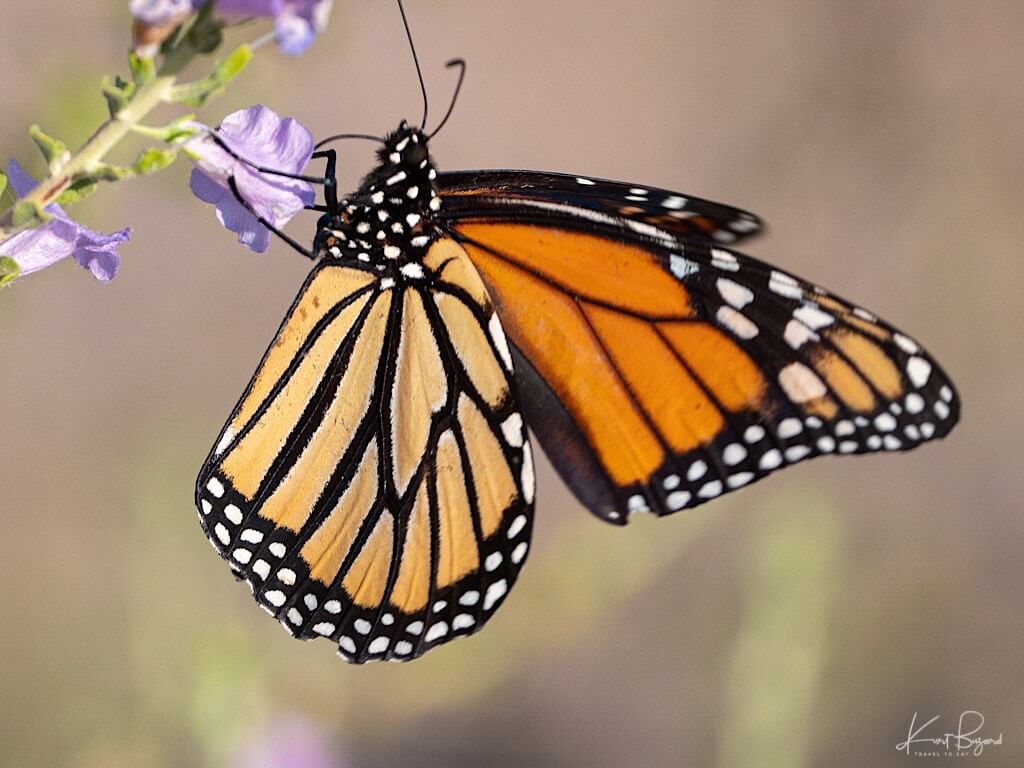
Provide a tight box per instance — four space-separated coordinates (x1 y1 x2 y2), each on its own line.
186 105 315 253
0 161 130 282
217 0 333 55
129 0 203 25
233 717 348 768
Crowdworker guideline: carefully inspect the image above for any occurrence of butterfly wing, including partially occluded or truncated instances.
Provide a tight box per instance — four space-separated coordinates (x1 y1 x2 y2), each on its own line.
196 247 534 662
439 169 765 246
437 171 959 523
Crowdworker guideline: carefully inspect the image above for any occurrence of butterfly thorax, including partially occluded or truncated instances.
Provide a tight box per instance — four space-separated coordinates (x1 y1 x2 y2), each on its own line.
314 121 442 273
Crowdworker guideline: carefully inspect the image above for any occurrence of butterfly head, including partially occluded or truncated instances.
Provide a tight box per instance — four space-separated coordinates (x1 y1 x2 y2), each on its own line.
312 120 441 264
379 120 430 165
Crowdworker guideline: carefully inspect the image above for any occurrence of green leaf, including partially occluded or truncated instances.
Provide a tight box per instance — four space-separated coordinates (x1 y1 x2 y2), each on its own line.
29 125 70 173
102 74 137 117
129 51 156 86
11 199 52 229
55 177 99 206
0 256 20 287
129 114 199 144
91 164 136 182
0 170 7 199
167 80 212 108
164 120 200 144
169 45 252 108
133 147 177 175
212 45 252 85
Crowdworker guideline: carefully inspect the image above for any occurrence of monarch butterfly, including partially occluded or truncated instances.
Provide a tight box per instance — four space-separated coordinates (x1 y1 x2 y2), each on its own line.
195 6 959 664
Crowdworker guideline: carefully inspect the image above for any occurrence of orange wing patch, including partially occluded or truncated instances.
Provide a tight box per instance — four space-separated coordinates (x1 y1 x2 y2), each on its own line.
461 238 666 486
391 289 447 496
827 329 902 399
227 266 375 441
342 510 394 608
581 304 725 453
811 348 876 412
301 438 380 584
456 223 694 317
656 323 767 412
456 393 518 536
434 292 509 408
434 429 481 587
391 480 432 614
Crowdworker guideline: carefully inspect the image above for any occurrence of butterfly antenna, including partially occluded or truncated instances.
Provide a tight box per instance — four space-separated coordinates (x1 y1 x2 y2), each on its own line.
397 0 429 130
428 59 466 140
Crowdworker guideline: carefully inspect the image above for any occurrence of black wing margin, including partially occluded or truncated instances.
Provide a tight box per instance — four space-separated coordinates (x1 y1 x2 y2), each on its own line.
438 169 765 246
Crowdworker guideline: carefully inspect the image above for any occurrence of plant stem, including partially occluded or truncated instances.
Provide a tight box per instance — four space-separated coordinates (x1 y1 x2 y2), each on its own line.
0 47 194 240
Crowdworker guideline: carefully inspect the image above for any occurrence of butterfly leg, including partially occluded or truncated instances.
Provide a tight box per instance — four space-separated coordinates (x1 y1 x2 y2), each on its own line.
226 176 314 258
311 149 339 215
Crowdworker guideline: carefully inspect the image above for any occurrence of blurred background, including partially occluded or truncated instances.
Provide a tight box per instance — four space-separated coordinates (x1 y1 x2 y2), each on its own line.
1 2 1021 766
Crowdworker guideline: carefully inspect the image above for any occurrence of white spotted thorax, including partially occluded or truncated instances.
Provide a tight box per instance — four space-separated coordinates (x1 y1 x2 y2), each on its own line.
313 121 442 275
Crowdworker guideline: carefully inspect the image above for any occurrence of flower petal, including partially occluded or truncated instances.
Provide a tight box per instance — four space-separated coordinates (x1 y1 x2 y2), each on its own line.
215 0 279 15
274 12 317 56
73 226 130 282
232 716 346 768
129 0 201 25
219 106 315 172
233 165 314 226
266 116 316 172
215 194 272 253
189 168 229 205
0 217 78 276
5 159 39 198
216 0 333 55
192 168 273 253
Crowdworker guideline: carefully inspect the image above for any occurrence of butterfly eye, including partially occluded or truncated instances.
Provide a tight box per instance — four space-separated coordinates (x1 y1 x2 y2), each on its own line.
404 142 428 166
